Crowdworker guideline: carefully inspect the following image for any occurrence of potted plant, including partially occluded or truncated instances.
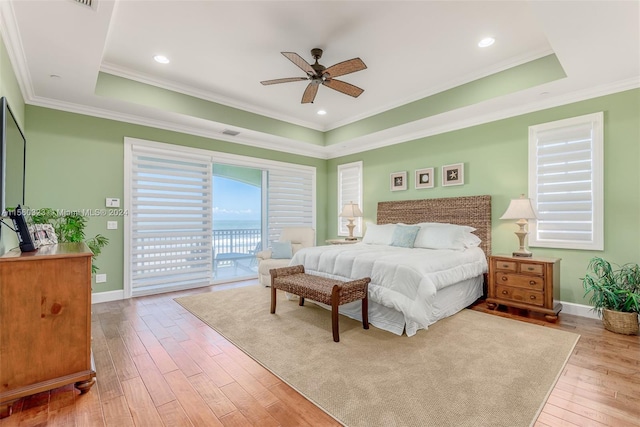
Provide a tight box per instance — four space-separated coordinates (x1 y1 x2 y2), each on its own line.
582 257 640 335
31 208 109 274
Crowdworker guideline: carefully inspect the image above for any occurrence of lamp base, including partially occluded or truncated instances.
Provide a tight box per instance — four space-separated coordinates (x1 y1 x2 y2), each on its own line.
512 251 533 258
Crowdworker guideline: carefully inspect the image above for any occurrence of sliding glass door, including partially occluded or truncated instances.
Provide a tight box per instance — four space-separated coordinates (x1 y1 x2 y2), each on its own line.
212 164 263 282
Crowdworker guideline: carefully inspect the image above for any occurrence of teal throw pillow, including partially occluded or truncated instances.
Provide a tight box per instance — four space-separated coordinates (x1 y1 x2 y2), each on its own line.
271 241 293 259
390 225 420 248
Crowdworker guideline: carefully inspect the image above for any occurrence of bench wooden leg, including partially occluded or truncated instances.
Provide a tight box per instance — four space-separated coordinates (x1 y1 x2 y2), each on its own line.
299 296 305 306
362 294 369 330
331 285 340 342
270 285 276 314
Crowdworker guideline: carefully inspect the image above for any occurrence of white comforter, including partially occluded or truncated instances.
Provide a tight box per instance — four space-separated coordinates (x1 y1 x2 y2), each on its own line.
290 243 487 332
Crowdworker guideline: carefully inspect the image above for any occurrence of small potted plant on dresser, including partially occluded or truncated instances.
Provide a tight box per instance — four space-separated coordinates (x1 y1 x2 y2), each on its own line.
582 257 640 335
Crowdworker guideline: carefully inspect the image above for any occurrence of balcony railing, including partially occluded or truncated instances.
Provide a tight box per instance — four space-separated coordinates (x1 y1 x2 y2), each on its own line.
213 228 261 277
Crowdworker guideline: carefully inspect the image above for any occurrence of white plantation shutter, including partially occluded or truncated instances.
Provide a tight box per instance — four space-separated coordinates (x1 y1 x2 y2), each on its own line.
267 167 315 244
338 161 363 237
128 145 213 296
528 112 603 250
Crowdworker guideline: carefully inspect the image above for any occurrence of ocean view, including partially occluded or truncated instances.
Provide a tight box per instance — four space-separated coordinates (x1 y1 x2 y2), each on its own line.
213 219 261 230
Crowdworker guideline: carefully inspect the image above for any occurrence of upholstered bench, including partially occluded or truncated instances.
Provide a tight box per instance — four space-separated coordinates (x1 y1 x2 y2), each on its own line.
269 265 370 342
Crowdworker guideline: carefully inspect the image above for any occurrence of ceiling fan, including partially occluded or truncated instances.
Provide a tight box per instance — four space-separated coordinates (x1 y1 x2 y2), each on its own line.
260 48 367 104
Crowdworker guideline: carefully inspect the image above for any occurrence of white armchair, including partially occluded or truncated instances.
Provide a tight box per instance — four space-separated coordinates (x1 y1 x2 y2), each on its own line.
256 227 316 286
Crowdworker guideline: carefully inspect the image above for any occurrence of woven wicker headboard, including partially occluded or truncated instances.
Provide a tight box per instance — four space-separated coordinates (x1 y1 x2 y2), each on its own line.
377 195 492 256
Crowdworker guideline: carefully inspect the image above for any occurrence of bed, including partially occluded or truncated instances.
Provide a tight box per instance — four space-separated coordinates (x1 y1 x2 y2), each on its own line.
290 195 491 336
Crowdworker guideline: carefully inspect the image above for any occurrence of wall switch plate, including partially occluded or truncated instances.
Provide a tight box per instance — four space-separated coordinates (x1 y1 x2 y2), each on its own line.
107 221 118 230
106 198 120 207
95 274 107 283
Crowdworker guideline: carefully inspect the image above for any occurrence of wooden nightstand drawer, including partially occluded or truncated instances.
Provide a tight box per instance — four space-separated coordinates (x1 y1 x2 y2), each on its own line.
494 272 544 291
495 285 544 307
519 263 543 275
493 260 517 272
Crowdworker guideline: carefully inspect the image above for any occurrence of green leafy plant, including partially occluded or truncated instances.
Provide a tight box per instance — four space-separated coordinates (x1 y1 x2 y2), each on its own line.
582 257 640 315
32 208 109 274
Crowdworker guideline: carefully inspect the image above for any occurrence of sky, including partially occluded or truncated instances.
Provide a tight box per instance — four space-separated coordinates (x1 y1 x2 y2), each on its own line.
212 176 261 221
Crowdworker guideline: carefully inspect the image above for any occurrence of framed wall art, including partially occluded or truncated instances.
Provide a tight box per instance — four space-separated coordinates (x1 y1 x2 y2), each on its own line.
390 171 407 191
415 168 434 189
442 163 464 186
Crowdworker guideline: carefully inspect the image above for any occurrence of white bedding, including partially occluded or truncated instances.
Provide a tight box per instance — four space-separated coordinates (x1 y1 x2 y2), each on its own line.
289 243 487 336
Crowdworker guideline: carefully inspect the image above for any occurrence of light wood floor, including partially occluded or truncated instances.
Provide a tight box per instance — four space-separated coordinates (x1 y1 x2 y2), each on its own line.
2 280 639 426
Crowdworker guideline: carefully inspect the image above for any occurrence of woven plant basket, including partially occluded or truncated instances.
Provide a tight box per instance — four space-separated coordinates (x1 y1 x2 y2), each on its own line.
602 309 640 335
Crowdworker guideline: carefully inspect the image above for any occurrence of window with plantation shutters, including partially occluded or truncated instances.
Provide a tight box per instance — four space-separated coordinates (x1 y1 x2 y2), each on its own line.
528 112 604 251
337 161 363 237
126 142 213 297
266 167 315 245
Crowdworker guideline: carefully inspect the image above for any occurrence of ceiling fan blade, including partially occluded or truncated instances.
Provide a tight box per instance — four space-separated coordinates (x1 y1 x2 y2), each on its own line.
301 82 319 104
282 52 315 75
322 79 364 98
323 58 367 78
260 77 308 85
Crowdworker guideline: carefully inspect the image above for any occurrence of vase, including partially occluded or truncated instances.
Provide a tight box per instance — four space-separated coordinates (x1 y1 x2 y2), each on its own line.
602 309 639 335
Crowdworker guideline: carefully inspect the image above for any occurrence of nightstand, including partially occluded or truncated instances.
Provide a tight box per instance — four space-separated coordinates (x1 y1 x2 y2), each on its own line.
486 255 562 322
325 238 360 245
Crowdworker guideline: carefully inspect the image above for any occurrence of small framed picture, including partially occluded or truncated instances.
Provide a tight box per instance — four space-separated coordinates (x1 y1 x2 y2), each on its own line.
415 168 434 189
390 171 407 191
442 163 464 186
28 223 58 248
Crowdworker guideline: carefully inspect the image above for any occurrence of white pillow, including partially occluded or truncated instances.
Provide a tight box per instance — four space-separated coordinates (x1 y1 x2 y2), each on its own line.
415 222 476 233
414 223 478 250
362 222 396 245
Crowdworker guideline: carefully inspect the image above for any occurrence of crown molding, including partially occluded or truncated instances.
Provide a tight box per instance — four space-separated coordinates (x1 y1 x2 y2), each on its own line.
100 62 325 132
0 0 35 101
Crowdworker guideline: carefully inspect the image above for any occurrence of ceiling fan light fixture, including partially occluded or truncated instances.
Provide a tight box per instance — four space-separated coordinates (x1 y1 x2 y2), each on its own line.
317 109 327 115
478 37 495 48
153 55 170 64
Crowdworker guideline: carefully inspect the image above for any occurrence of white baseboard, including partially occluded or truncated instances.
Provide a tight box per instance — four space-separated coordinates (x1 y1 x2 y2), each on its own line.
560 300 600 319
92 290 125 304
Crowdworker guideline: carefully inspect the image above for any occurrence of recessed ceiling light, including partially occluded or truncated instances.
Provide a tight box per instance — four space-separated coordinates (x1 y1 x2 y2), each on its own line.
478 37 495 48
154 55 170 64
317 109 327 115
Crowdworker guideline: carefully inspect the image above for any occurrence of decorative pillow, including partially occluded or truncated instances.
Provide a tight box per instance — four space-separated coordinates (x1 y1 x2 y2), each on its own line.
362 222 396 245
390 225 420 248
271 241 293 259
463 233 482 248
414 224 470 250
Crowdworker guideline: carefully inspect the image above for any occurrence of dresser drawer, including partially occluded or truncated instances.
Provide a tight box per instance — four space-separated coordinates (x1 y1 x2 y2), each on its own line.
495 285 544 307
494 272 544 291
493 260 517 272
519 263 543 275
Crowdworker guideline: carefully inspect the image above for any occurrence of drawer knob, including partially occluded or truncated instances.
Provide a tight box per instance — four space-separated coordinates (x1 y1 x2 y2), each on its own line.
502 264 510 268
527 267 535 271
501 276 508 281
502 290 508 295
530 295 536 300
529 280 536 285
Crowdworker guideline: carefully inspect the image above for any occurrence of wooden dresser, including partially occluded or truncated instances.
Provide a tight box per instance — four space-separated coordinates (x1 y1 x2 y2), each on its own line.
0 242 96 418
486 254 562 322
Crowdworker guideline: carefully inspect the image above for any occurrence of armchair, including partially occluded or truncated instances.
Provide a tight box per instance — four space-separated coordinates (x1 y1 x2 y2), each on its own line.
256 227 316 286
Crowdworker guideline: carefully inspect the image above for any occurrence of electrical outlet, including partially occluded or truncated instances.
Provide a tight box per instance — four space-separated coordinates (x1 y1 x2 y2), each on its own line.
107 221 118 230
106 198 120 207
95 274 107 283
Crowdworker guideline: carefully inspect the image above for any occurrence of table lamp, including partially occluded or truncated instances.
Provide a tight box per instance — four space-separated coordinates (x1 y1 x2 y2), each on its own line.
500 194 537 257
339 201 363 241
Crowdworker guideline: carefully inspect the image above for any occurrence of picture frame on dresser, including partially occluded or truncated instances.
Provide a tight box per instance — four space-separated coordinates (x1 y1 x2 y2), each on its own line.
442 163 464 186
415 168 434 189
390 171 407 191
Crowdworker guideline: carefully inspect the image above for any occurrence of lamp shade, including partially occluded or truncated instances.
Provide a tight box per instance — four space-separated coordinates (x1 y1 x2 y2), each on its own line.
500 195 537 220
339 202 363 218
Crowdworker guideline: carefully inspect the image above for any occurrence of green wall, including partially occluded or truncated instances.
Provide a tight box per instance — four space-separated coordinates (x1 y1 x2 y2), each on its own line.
24 106 328 293
328 89 640 306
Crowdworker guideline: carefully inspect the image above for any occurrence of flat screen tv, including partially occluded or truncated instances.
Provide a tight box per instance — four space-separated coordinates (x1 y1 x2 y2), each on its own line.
0 96 35 251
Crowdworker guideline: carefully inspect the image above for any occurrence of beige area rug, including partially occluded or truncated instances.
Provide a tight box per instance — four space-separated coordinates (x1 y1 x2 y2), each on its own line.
175 285 579 427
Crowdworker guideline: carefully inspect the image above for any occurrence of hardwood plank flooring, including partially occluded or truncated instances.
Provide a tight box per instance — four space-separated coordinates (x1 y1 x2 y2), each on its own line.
1 280 638 426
